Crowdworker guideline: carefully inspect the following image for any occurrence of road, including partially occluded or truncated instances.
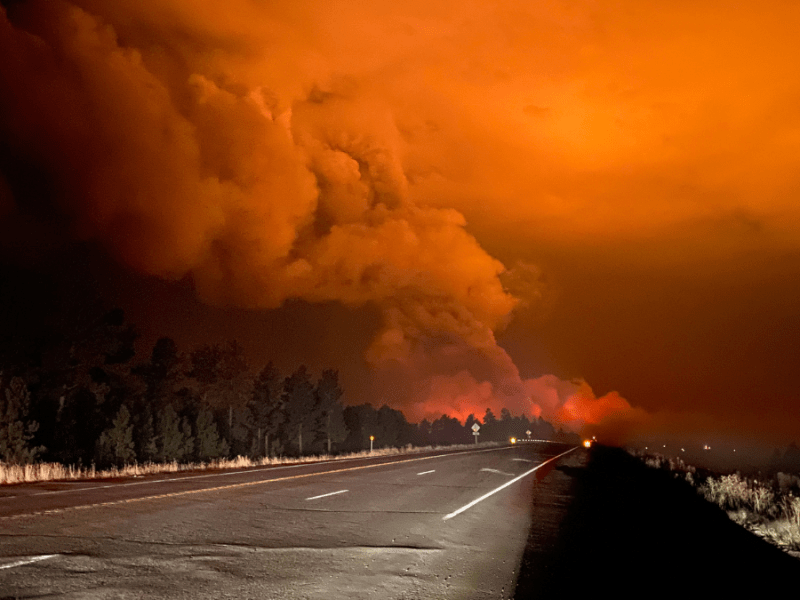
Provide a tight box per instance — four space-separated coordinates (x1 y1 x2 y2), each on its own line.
0 442 581 599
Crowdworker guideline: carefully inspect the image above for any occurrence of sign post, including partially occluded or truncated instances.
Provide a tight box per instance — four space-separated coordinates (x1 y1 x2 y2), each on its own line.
471 422 480 444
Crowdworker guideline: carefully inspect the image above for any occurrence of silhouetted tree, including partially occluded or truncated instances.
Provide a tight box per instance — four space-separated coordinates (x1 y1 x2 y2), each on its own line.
135 337 184 408
414 419 433 446
0 375 42 464
482 407 499 441
281 365 317 455
96 404 135 467
343 404 378 451
313 369 347 454
189 341 251 449
431 414 466 445
194 407 228 460
136 409 158 462
246 362 284 457
156 404 194 462
31 308 140 464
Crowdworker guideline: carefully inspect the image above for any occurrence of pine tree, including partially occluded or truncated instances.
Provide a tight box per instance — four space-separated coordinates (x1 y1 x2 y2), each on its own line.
188 341 251 449
195 407 227 460
313 369 347 454
156 404 185 462
134 408 158 462
135 337 185 410
281 365 317 455
482 407 498 441
0 376 42 464
247 362 284 457
96 404 135 467
180 416 195 460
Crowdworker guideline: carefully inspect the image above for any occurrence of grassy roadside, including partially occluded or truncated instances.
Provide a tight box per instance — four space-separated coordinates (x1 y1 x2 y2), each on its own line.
633 450 800 558
0 441 500 485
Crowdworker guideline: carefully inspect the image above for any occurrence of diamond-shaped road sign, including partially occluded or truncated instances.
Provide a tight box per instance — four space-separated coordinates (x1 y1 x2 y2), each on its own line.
471 423 480 432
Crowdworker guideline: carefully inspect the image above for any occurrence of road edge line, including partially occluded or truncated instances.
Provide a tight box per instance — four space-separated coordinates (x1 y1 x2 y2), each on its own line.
442 446 579 520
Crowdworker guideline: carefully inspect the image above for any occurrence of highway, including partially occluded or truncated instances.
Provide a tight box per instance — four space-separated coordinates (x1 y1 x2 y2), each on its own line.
0 442 581 599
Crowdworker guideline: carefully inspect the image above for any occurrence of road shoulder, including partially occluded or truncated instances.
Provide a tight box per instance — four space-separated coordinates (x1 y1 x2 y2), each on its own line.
515 445 800 598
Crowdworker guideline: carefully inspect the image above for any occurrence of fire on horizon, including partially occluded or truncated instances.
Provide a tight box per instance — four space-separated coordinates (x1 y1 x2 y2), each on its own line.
1 0 799 450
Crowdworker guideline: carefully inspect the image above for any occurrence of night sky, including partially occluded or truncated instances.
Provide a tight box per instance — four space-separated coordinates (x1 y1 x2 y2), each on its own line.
1 0 799 450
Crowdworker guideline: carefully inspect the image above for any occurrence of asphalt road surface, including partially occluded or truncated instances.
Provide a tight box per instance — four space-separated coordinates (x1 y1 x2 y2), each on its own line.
0 442 581 599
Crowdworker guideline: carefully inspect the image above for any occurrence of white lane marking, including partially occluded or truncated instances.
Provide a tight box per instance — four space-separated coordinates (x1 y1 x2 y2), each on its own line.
25 461 350 498
443 447 579 520
417 470 436 476
15 445 518 499
512 458 532 463
306 490 348 501
480 468 514 476
1 445 523 521
0 554 58 570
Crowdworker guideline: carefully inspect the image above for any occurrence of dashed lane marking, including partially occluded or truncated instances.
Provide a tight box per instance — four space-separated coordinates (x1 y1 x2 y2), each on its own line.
417 470 436 475
306 490 349 500
0 554 58 571
443 446 579 520
480 468 514 476
1 445 530 521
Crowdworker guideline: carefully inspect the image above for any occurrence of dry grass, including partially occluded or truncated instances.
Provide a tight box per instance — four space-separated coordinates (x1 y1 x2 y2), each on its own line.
700 473 777 515
0 442 499 485
634 449 800 556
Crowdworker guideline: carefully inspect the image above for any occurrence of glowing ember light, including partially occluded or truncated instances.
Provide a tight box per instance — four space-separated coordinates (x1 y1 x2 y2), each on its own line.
583 440 592 448
510 437 516 444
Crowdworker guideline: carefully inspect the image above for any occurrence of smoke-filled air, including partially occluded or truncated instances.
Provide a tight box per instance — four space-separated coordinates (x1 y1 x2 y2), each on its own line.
3 0 800 449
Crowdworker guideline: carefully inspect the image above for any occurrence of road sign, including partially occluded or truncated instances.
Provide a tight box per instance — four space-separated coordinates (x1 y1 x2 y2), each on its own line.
471 422 480 444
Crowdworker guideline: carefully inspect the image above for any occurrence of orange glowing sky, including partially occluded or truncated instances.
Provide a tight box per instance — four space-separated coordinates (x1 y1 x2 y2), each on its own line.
1 0 800 447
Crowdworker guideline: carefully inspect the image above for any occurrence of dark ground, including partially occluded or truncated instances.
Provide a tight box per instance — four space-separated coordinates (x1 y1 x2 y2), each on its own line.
515 444 800 598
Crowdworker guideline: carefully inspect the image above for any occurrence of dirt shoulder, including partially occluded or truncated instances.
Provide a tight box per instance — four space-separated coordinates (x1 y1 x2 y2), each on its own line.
515 445 800 598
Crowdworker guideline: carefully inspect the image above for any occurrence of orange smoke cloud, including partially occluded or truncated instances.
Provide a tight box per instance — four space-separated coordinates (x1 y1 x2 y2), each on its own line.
0 0 517 371
0 1 659 441
6 0 795 442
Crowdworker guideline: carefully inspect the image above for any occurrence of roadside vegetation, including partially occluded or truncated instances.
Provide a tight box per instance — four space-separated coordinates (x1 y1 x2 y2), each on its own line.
635 450 800 557
0 441 503 485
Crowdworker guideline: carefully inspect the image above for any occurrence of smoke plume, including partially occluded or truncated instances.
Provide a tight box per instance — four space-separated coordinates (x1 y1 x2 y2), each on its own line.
0 0 653 434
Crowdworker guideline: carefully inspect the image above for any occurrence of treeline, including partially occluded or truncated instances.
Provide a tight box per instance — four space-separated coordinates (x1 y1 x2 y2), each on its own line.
0 308 574 468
